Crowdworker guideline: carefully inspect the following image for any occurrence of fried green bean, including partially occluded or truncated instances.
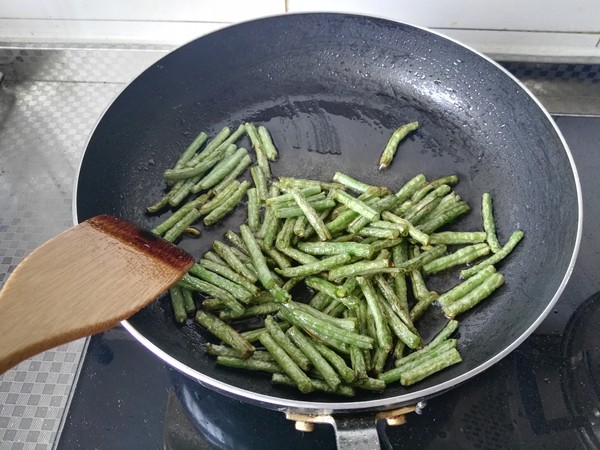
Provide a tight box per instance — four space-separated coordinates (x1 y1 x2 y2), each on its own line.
312 341 356 383
390 242 410 314
264 316 311 371
271 373 355 397
198 259 259 296
240 322 290 343
203 180 250 226
198 180 240 215
212 241 257 283
400 348 462 386
289 301 357 331
273 199 337 219
460 230 524 279
374 274 416 333
169 286 188 323
443 272 505 318
437 265 497 307
194 146 249 191
163 208 201 242
356 277 393 353
417 202 470 234
180 274 245 318
289 188 331 241
378 121 419 170
428 320 459 348
381 211 430 245
245 122 271 178
151 193 211 236
259 332 313 393
287 326 341 390
212 154 253 195
195 310 254 358
395 173 427 203
278 246 320 265
357 226 400 239
278 303 374 350
250 165 269 202
297 241 374 258
186 126 232 167
332 172 374 194
328 259 394 282
332 189 380 222
174 131 208 169
392 245 447 273
275 253 352 278
240 224 276 291
422 243 490 275
428 231 487 245
216 355 282 373
482 192 502 253
257 125 279 161
189 263 253 304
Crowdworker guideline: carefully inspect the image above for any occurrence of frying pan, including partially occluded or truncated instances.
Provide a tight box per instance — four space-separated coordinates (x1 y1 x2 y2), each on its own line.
74 13 581 447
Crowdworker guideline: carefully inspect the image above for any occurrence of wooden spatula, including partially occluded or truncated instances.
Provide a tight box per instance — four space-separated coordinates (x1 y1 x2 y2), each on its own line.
0 215 194 373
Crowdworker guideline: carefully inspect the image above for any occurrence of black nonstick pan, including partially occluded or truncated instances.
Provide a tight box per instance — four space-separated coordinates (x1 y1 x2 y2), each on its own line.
74 13 581 447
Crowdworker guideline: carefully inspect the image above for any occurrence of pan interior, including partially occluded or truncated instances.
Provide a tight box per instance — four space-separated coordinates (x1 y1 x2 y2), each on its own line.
76 14 579 409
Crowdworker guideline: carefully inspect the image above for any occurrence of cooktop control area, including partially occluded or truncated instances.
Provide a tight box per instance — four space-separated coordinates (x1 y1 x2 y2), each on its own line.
0 42 599 449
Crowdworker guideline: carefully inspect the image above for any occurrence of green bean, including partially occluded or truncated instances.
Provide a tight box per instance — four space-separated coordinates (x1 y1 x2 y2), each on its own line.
151 193 210 236
264 316 311 371
273 199 336 219
400 348 462 386
350 376 386 392
393 340 406 360
203 250 227 265
259 332 313 394
277 177 344 192
271 373 355 397
146 181 183 213
379 298 421 350
332 189 380 222
289 301 358 331
357 226 400 239
239 224 276 291
181 287 196 314
163 208 201 242
328 259 394 282
378 121 419 170
278 303 373 350
206 344 273 361
371 345 390 376
482 192 502 253
216 355 282 373
356 277 393 353
309 291 333 311
443 272 505 318
278 247 319 265
274 218 295 250
381 211 429 245
428 231 487 245
195 310 255 358
259 211 281 250
240 322 290 343
417 202 470 234
169 286 188 323
438 265 497 307
422 243 490 275
460 230 524 279
203 181 250 226
275 254 351 278
374 274 416 333
223 230 248 255
350 345 368 380
287 326 341 390
403 184 451 221
393 245 447 273
250 165 269 202
194 146 249 191
257 125 279 161
390 242 410 314
395 175 457 216
165 132 231 181
381 339 458 382
312 341 356 383
212 154 253 195
267 186 322 205
245 123 271 178
368 237 403 255
212 241 257 282
189 263 253 304
220 302 279 320
168 177 198 207
198 180 240 215
395 173 427 203
332 172 373 194
180 274 245 318
186 126 232 167
289 188 331 241
297 241 374 258
198 259 258 296
174 131 208 169
428 320 459 348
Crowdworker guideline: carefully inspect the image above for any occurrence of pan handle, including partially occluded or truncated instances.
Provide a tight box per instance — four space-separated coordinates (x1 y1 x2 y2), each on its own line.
287 403 423 449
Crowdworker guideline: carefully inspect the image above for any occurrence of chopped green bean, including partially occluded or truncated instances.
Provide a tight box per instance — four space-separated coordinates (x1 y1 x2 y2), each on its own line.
332 189 380 222
438 265 497 307
289 188 331 241
195 310 254 358
422 243 490 275
443 272 505 318
212 241 257 283
400 348 462 386
180 274 246 318
212 154 253 195
313 341 356 383
250 165 269 202
279 246 320 265
356 277 393 353
198 180 240 215
259 332 313 394
189 263 253 304
378 121 419 170
199 259 259 296
186 126 232 167
297 241 374 258
482 192 502 253
194 146 249 191
417 202 470 234
163 208 201 242
271 373 355 397
257 125 279 161
332 172 373 194
428 320 459 348
169 286 188 323
264 316 311 371
273 199 337 219
428 231 487 245
328 259 394 282
275 253 352 278
203 180 250 226
245 123 271 178
174 132 208 169
460 230 524 279
216 355 282 373
395 174 427 203
240 224 276 290
152 193 211 236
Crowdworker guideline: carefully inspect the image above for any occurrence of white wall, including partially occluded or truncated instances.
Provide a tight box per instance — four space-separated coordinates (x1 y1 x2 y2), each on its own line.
1 0 599 62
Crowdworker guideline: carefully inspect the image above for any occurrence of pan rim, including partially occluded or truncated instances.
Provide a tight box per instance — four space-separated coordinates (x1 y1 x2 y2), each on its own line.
73 12 583 413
